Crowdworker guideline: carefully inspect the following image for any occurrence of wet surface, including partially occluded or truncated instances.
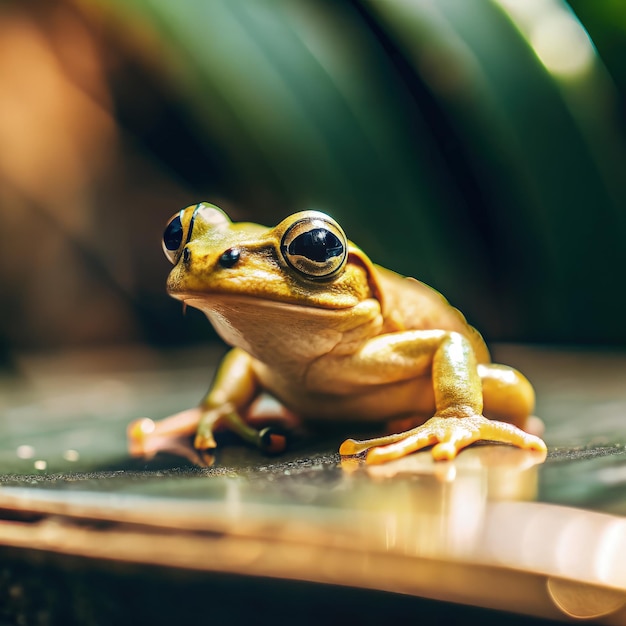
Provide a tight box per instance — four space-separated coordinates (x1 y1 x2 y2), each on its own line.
2 344 626 509
0 344 625 624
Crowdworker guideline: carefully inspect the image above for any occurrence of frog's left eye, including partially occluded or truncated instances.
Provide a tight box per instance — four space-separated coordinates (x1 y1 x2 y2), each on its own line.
280 215 348 280
163 211 184 264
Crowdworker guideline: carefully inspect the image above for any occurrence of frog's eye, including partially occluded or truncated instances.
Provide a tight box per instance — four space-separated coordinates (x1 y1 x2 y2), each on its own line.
280 215 348 280
193 203 230 228
162 203 231 264
162 211 184 264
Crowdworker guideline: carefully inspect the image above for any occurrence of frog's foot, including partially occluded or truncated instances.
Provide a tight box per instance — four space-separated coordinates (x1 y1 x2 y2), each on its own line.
194 404 287 455
128 408 203 457
339 414 547 465
128 404 287 459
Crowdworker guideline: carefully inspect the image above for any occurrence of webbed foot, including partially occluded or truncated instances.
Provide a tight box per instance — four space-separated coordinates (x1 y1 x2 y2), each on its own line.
339 415 547 464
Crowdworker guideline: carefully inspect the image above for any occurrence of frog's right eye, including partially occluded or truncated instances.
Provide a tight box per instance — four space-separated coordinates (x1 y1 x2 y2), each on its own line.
162 212 184 264
163 203 231 264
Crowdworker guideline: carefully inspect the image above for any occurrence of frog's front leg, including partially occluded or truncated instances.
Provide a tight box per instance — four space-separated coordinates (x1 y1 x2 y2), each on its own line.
128 347 286 457
193 347 280 453
336 331 546 463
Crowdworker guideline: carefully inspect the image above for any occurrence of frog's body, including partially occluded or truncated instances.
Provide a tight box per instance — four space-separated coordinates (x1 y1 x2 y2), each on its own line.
129 203 546 464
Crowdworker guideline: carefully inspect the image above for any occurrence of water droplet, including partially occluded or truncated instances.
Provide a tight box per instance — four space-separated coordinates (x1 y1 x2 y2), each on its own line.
16 445 35 459
63 450 80 462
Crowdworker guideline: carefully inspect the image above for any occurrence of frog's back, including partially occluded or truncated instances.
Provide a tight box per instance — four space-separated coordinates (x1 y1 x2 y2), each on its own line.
375 265 490 364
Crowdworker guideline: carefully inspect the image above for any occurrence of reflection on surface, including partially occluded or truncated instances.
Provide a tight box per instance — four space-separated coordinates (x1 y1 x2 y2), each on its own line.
339 447 545 559
0 445 624 622
1 346 626 623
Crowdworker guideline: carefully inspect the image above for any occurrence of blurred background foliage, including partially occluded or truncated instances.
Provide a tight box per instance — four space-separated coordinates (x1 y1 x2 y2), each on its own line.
1 0 626 367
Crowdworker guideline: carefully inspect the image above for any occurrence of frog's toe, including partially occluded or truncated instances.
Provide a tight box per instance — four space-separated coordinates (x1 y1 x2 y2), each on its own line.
481 418 548 452
199 450 217 467
339 438 369 456
429 427 482 460
127 418 155 456
431 440 464 461
193 431 217 451
258 428 287 454
364 431 438 464
339 427 427 456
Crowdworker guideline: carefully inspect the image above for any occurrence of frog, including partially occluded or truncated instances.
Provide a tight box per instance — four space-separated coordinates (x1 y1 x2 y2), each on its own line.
128 202 546 464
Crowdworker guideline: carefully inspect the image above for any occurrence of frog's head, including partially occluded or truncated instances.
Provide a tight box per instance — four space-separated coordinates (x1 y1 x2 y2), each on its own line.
162 203 383 313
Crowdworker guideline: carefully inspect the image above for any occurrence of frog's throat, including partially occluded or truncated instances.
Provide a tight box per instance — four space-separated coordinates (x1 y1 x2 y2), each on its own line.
175 293 380 361
172 293 380 340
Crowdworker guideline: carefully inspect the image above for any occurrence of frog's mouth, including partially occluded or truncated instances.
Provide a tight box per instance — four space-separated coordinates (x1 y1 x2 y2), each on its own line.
174 293 375 363
169 284 363 312
173 291 358 316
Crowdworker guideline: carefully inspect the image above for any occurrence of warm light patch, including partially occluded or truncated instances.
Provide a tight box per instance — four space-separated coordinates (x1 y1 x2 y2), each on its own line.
530 11 595 78
497 0 595 79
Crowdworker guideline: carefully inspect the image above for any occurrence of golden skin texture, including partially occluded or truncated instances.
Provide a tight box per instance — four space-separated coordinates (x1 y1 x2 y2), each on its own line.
129 203 546 464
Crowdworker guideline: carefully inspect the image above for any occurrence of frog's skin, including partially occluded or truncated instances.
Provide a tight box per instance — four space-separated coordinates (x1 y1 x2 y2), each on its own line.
129 202 547 464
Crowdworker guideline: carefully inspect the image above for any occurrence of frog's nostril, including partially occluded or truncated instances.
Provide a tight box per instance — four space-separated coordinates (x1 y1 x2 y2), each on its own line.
183 247 191 263
219 247 241 268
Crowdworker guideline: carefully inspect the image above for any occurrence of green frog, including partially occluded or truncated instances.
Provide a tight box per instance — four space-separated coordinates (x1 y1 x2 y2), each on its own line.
129 203 546 464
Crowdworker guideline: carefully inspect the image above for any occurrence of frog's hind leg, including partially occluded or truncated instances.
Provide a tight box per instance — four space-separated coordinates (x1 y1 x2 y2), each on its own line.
340 333 546 463
480 363 544 436
128 407 203 458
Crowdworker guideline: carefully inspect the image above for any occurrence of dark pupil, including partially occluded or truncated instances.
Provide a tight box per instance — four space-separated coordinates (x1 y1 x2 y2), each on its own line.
288 228 343 262
163 215 183 251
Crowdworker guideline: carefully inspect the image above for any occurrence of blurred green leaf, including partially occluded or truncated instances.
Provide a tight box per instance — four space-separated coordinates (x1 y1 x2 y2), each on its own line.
93 0 626 343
